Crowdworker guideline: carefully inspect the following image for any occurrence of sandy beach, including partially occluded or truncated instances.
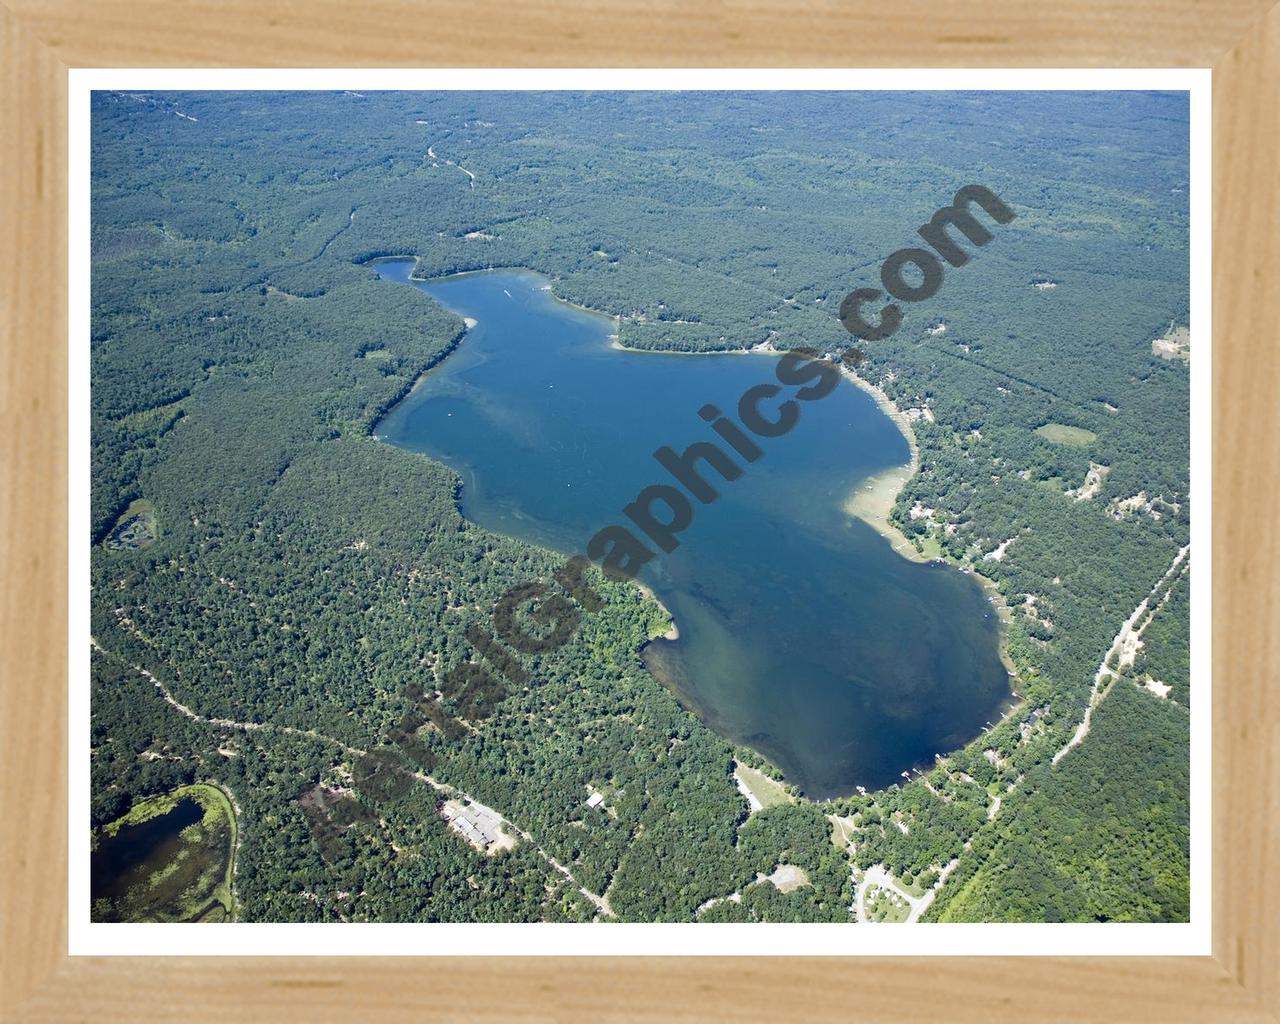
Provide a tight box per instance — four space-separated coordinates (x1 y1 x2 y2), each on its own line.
837 367 1019 683
837 367 928 563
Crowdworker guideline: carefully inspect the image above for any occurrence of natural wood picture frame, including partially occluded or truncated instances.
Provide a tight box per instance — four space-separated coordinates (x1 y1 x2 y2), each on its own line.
1 2 1276 1020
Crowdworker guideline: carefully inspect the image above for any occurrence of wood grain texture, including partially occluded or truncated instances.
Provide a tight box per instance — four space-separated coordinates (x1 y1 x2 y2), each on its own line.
0 3 68 1019
1212 2 1280 1013
2 0 1277 67
0 0 1276 1020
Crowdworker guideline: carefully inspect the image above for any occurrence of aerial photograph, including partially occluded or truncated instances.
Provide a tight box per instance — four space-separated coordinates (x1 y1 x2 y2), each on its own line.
88 89 1191 925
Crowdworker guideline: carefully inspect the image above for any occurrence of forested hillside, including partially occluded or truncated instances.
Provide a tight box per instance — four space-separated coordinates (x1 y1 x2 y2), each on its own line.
90 90 1191 923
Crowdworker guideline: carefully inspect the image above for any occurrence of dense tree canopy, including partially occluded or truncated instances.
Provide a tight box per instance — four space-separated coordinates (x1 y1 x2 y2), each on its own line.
90 89 1190 923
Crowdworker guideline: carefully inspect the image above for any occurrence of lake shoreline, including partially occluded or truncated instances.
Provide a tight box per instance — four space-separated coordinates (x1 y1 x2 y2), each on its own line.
371 261 1016 798
634 581 679 640
837 368 928 563
836 368 1021 697
368 259 689 651
609 336 778 357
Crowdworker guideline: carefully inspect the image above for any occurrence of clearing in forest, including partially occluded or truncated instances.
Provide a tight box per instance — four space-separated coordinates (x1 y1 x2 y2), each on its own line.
1035 423 1097 448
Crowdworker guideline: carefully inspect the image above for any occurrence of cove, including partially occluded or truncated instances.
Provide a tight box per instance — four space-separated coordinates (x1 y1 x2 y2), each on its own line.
371 259 1011 798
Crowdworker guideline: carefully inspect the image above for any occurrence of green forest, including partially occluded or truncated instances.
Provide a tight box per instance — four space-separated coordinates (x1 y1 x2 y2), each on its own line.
89 90 1191 923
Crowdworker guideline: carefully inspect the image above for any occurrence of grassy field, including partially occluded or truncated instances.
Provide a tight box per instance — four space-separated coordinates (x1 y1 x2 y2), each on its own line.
915 534 943 560
734 763 793 810
1034 423 1098 447
92 782 237 923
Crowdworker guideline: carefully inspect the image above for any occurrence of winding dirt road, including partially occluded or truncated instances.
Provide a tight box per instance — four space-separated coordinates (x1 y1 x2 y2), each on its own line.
92 639 613 917
1052 543 1190 767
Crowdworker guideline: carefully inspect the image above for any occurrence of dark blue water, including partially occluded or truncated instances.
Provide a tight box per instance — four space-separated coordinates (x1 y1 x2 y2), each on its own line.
91 796 204 905
373 260 1009 797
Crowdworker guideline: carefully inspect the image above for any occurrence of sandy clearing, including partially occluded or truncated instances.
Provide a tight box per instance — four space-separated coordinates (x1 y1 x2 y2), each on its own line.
1143 678 1173 699
765 864 811 894
1071 462 1111 502
1152 324 1190 363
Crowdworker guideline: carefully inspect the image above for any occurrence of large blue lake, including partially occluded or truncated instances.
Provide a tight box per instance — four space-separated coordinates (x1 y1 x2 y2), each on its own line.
372 259 1010 797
